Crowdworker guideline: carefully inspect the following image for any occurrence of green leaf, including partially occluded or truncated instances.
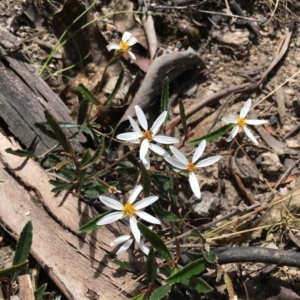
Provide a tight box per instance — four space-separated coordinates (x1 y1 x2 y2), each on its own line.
34 122 57 139
76 83 98 105
13 221 33 280
77 99 89 125
0 260 28 277
131 293 145 300
77 211 112 233
140 162 151 197
80 144 102 170
111 259 135 272
151 202 177 222
166 258 206 284
5 148 36 158
203 250 217 264
26 136 39 153
80 149 92 169
104 68 124 107
179 100 188 136
224 272 235 299
34 283 47 300
150 285 171 300
160 77 169 115
44 110 69 152
137 223 172 262
123 145 139 167
188 123 234 145
146 248 157 284
181 276 213 293
50 182 73 193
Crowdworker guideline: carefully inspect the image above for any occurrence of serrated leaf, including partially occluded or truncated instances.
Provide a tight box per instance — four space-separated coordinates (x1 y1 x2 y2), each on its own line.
137 223 172 262
181 276 213 293
13 221 32 280
34 283 47 300
140 162 151 197
5 148 36 158
160 77 169 116
150 285 171 300
0 260 28 277
77 211 112 233
104 68 124 107
188 123 234 145
179 100 187 136
111 259 135 272
131 293 145 300
76 83 98 105
77 99 89 125
166 258 206 284
146 248 157 284
44 110 69 152
151 202 177 222
203 250 217 264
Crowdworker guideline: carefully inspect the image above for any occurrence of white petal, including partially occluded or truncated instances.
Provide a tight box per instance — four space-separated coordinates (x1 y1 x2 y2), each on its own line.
134 196 159 210
110 235 131 246
149 143 168 157
246 119 268 125
116 239 133 256
153 135 179 145
140 138 149 160
189 172 201 199
96 211 123 225
192 140 206 163
128 185 143 204
135 105 148 130
244 126 258 145
135 211 161 224
107 43 120 52
226 125 239 142
141 153 150 170
138 241 150 255
122 31 131 42
99 196 124 210
165 157 187 170
151 111 167 135
128 116 141 133
117 132 142 141
222 116 238 124
130 217 140 243
128 51 136 63
196 155 222 168
169 146 189 164
127 37 137 46
240 99 252 118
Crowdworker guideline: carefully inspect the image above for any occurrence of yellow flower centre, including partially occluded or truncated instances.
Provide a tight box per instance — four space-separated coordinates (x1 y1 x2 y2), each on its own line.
123 202 136 216
119 41 130 53
237 117 247 128
142 130 153 141
187 162 196 172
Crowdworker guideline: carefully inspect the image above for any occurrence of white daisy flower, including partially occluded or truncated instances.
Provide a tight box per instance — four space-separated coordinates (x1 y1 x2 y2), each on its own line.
222 99 268 145
110 226 152 256
165 140 221 199
117 105 179 169
107 31 137 63
97 185 160 243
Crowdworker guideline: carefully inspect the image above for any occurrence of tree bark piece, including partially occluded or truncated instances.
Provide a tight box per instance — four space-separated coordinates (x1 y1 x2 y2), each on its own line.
0 133 142 300
0 52 84 155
